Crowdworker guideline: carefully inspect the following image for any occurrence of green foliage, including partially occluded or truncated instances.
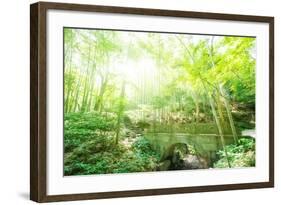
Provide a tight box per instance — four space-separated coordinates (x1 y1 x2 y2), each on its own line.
113 137 160 173
65 136 160 175
64 111 160 175
132 137 159 156
187 144 197 155
64 112 116 153
214 137 255 168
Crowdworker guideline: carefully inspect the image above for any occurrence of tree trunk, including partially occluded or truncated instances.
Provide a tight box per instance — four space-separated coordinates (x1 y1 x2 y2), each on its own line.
70 73 82 112
64 31 74 113
80 75 89 112
208 92 231 168
216 90 226 132
80 42 92 112
220 85 238 144
94 73 109 112
115 80 126 145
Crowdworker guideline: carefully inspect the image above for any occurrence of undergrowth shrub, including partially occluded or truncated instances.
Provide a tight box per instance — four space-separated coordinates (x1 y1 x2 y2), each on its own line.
214 137 255 168
64 112 160 175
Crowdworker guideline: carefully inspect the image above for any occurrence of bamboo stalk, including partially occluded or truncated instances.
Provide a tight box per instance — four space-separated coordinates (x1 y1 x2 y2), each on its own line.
208 92 231 168
115 80 126 145
220 85 239 144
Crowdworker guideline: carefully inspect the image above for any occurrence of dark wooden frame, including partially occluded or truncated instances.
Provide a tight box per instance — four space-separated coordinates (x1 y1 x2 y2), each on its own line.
30 1 274 202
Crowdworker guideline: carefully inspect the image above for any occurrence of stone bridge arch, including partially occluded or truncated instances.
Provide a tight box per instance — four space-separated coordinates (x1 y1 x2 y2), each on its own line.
145 132 236 163
145 133 213 160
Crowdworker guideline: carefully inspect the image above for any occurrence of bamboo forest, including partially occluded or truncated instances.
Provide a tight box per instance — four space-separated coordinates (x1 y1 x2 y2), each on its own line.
63 28 256 176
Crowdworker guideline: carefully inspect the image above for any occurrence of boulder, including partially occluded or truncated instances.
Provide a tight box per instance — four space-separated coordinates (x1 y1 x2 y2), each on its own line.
181 155 208 169
157 160 171 171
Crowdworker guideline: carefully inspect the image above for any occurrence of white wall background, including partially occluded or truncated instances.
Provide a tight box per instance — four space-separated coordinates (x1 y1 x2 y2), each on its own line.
0 0 279 204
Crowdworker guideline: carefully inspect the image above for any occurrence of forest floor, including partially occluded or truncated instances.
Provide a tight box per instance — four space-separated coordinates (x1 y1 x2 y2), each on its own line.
63 112 256 176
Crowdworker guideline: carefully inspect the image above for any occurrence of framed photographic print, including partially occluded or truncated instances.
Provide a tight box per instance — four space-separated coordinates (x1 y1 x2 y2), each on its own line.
30 1 274 202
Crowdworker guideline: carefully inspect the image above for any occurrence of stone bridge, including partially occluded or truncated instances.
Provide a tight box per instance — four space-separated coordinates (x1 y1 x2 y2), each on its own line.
144 132 240 162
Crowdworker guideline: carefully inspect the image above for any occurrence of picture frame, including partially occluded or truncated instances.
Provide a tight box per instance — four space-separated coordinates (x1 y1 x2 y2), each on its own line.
30 1 274 202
